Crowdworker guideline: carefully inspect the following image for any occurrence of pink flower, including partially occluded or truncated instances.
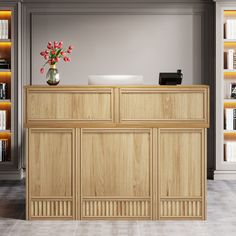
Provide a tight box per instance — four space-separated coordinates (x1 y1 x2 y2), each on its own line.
58 41 63 49
40 41 73 74
54 41 58 48
63 57 71 62
47 41 52 49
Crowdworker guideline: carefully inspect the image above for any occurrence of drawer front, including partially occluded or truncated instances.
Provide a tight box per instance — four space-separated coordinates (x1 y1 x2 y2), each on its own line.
26 88 113 122
119 88 208 124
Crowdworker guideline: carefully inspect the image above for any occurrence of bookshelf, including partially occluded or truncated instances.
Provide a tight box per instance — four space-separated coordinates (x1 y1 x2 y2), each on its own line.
0 10 11 164
0 5 22 179
215 2 236 179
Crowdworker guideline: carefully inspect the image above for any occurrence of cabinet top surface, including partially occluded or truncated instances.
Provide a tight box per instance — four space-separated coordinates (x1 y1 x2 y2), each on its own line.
25 85 209 89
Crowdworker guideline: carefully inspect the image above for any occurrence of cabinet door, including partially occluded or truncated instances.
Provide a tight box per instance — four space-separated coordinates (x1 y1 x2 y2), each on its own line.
28 128 75 219
158 128 206 220
80 129 152 219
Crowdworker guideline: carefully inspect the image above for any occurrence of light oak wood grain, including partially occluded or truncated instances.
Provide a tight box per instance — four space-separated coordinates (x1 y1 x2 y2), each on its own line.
81 129 151 197
26 88 113 122
159 129 204 198
120 88 208 124
29 129 74 197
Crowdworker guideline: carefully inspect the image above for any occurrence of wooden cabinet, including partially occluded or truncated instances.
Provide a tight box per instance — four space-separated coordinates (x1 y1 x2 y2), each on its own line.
27 128 75 219
25 85 209 220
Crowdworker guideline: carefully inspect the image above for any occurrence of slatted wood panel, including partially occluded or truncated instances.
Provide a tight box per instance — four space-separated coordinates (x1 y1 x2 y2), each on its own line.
160 199 202 218
82 199 151 218
30 199 73 218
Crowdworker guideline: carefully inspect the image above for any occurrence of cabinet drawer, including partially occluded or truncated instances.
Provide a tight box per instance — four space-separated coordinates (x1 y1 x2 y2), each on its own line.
120 88 208 124
25 88 113 122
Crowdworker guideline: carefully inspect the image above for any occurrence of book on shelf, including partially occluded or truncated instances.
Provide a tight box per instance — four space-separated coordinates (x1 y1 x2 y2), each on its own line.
0 110 7 130
225 19 236 39
0 20 9 40
224 141 236 162
225 108 236 130
0 59 10 70
0 139 8 162
0 83 7 99
227 49 235 70
234 54 236 69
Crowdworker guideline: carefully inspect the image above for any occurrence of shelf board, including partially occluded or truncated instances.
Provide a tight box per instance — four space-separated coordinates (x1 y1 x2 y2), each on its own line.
0 39 11 42
224 130 236 133
0 130 11 133
224 69 236 73
0 69 11 73
0 99 11 103
224 39 236 42
224 99 236 102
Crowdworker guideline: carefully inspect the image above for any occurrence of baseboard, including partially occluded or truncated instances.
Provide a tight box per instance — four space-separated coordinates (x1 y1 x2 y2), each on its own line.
0 168 24 180
214 170 236 180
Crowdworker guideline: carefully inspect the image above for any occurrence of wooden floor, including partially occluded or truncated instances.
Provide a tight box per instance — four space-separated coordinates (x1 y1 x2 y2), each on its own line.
0 180 236 236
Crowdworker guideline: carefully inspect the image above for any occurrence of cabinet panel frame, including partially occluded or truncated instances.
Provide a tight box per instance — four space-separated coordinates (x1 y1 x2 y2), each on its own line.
25 88 114 123
27 128 76 220
119 88 209 125
157 128 206 220
80 128 153 220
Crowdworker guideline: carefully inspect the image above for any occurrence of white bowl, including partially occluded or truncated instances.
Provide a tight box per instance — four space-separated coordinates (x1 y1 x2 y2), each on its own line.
88 75 143 85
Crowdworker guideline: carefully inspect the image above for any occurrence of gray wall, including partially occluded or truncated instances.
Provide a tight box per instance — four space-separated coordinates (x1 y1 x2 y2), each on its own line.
32 14 201 85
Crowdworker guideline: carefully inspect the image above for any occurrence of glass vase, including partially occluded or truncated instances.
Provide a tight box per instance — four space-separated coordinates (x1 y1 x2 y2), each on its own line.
46 64 60 85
